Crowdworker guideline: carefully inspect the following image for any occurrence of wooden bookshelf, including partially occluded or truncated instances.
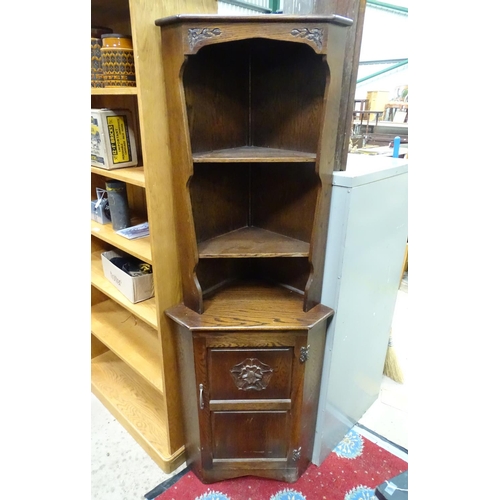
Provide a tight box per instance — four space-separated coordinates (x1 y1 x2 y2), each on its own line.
91 250 157 329
91 299 163 393
91 87 138 95
90 166 145 188
90 219 151 264
90 0 218 474
91 351 183 471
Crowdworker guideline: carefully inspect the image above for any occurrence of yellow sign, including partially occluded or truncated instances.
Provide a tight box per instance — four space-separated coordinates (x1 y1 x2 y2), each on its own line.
106 115 132 164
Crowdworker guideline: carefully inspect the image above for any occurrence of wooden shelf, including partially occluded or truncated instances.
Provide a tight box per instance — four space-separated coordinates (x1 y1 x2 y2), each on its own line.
91 166 145 188
198 227 309 258
192 146 316 163
91 250 157 329
91 87 138 95
91 300 163 393
167 281 333 332
91 351 185 472
91 219 152 264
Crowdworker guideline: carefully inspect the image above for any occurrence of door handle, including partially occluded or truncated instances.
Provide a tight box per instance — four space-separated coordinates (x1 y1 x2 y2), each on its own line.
199 383 204 410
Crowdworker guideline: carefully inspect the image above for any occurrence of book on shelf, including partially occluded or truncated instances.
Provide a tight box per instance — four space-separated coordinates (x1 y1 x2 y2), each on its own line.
116 222 149 240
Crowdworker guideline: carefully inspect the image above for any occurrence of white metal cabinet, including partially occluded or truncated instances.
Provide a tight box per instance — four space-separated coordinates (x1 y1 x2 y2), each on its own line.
312 154 408 465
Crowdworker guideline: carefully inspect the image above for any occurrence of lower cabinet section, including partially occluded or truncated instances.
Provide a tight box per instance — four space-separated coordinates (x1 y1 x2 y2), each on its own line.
167 297 333 483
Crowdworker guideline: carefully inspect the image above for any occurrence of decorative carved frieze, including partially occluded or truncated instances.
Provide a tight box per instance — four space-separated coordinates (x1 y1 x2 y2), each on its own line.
290 28 324 50
188 27 222 50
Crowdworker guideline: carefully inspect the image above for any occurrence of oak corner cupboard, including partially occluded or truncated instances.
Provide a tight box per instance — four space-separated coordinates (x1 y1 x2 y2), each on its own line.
156 14 353 483
90 0 217 474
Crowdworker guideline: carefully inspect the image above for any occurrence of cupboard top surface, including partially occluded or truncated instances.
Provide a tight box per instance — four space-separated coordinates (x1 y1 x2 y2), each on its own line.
166 282 333 331
334 154 409 187
155 14 353 27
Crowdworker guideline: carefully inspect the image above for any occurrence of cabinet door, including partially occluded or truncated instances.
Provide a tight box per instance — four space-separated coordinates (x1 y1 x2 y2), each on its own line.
194 332 308 477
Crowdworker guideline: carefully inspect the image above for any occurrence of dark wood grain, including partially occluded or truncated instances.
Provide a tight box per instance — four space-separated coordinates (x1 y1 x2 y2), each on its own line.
208 347 293 400
209 399 292 411
251 39 327 153
160 25 204 313
198 227 310 258
158 14 351 483
172 322 202 474
159 17 351 313
212 411 290 459
190 163 249 244
251 163 318 243
156 14 353 27
183 41 248 154
166 281 333 331
168 318 329 483
312 0 367 172
193 146 316 163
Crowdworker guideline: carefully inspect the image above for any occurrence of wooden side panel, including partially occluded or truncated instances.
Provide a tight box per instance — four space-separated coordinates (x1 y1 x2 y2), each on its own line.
312 0 367 171
91 0 131 34
296 319 329 476
251 40 327 153
172 322 203 473
129 0 218 455
91 333 109 359
160 24 203 314
251 162 318 243
196 259 252 298
183 42 249 153
304 22 349 310
91 285 108 307
190 163 250 243
254 257 310 294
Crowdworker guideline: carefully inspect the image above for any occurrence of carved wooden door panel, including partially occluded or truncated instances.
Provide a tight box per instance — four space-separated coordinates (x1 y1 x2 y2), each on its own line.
194 331 309 477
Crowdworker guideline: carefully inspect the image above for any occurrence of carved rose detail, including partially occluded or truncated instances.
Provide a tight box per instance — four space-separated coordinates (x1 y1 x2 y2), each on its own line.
290 28 324 49
230 358 273 391
188 27 222 50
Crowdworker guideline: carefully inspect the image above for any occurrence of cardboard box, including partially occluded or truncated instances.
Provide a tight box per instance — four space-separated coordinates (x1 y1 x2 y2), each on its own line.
91 108 138 169
101 250 154 303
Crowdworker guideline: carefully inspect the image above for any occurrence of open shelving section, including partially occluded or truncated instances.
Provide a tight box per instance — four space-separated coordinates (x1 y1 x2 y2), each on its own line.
157 19 353 314
90 0 218 473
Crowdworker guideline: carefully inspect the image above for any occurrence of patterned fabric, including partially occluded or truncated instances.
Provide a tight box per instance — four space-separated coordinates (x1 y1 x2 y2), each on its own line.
195 491 231 500
270 489 307 500
149 428 407 500
345 485 376 500
334 428 365 459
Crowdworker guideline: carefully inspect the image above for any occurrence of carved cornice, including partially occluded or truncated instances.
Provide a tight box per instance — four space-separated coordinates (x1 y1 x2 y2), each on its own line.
290 27 324 50
188 27 222 51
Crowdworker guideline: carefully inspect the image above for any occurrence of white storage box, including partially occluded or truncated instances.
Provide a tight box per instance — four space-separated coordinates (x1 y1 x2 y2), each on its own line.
101 250 154 303
91 108 138 169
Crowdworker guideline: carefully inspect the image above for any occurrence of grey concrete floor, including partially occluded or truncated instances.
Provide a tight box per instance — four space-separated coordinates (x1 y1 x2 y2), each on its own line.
91 273 409 500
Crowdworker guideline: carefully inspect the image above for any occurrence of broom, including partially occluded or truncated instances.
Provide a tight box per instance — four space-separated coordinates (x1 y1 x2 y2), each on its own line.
383 329 404 383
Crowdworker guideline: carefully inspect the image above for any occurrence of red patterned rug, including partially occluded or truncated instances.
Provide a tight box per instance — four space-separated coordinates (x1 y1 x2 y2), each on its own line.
145 426 408 500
